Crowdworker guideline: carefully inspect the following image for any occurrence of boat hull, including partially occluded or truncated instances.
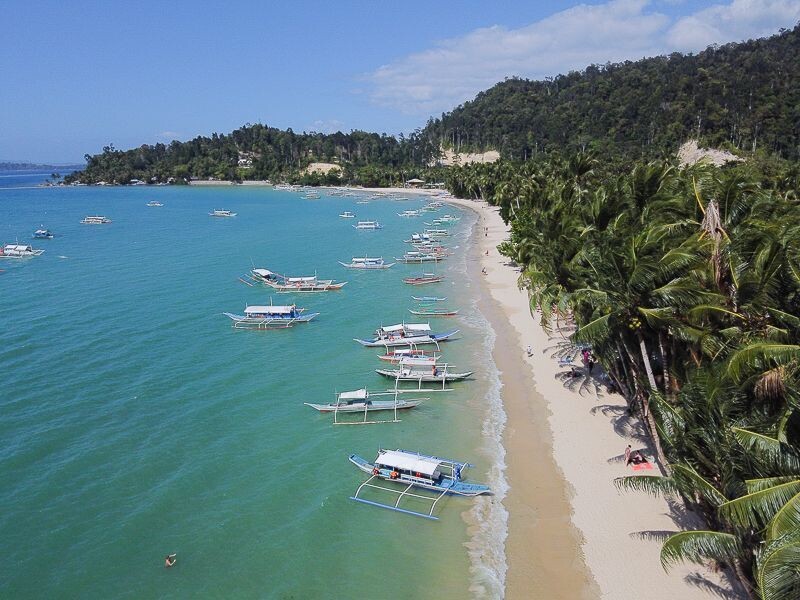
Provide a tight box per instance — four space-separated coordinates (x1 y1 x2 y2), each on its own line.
375 369 473 382
304 400 420 412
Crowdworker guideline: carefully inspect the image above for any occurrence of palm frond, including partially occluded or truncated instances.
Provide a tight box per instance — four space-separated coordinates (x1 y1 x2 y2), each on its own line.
767 491 800 541
757 536 800 600
614 475 678 497
718 480 800 530
660 530 741 570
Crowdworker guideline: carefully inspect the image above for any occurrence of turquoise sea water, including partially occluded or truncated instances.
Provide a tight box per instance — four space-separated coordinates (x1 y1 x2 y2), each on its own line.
1 180 507 598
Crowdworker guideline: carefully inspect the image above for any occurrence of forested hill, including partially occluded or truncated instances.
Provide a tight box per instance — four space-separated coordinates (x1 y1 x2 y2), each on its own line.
423 25 800 160
65 125 440 185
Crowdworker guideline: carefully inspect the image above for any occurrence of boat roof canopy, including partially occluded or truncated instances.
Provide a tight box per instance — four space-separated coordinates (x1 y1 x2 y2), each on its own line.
245 305 295 314
377 450 440 476
253 269 273 277
287 276 316 283
339 388 368 400
382 324 405 333
406 323 432 332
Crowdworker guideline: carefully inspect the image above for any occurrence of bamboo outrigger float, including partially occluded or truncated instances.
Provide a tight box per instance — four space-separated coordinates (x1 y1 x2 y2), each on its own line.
349 448 491 520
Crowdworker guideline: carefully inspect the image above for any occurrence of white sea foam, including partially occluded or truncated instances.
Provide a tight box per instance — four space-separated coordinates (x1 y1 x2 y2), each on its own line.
453 211 509 599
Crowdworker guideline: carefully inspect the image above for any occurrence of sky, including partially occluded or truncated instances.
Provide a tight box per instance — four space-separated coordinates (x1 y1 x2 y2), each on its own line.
2 0 799 163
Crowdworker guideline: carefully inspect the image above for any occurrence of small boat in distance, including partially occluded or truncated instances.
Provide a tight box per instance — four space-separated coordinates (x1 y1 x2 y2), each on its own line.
339 211 356 218
248 268 347 292
409 308 459 317
403 274 444 285
0 243 45 258
338 257 395 270
397 210 421 217
412 296 447 302
349 448 491 520
353 220 383 229
80 215 112 224
33 229 54 239
223 303 319 329
209 209 237 217
146 200 163 207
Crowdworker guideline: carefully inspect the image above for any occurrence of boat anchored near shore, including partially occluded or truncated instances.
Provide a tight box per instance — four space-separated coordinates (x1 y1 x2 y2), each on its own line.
338 257 395 270
349 448 490 520
354 323 458 347
223 303 319 329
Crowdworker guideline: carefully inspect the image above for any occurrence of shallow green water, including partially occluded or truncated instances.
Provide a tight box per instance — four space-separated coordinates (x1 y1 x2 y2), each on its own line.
0 184 507 598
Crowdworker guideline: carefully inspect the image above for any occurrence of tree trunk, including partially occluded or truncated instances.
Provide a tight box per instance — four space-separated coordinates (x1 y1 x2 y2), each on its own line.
658 330 674 402
638 333 671 475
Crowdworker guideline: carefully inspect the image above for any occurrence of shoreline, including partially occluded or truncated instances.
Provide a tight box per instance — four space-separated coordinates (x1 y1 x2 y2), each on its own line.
442 194 735 598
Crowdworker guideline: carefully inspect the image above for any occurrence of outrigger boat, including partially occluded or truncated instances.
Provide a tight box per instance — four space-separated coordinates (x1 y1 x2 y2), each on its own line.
209 209 237 217
339 211 356 218
223 303 318 329
338 257 395 270
397 210 421 217
0 244 45 258
404 233 431 244
80 215 112 224
377 348 440 363
33 229 54 239
349 448 490 520
248 268 347 292
353 220 382 229
146 200 163 207
403 274 444 285
395 252 443 264
424 228 450 238
412 296 446 302
354 323 458 347
304 388 427 425
376 357 473 386
409 308 459 316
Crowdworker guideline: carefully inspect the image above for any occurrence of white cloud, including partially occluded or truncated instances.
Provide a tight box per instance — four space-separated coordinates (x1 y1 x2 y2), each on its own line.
666 0 800 49
367 0 800 115
307 119 345 134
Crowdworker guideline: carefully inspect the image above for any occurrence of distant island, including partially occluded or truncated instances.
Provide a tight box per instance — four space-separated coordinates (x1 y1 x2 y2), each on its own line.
0 161 84 172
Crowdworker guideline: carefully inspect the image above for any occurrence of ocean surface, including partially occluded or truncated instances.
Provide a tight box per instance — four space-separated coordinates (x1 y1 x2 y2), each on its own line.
1 175 507 599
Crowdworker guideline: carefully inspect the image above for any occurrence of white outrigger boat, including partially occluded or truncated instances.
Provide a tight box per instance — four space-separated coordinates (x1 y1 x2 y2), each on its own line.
412 296 446 302
80 215 112 224
209 209 237 217
376 357 473 386
424 228 450 238
247 268 347 292
353 220 383 229
349 448 490 520
0 243 45 258
354 323 458 347
223 303 318 329
404 233 431 244
377 348 440 364
395 251 444 264
338 257 395 270
305 388 427 425
397 210 421 217
33 229 54 239
146 200 163 207
339 211 356 218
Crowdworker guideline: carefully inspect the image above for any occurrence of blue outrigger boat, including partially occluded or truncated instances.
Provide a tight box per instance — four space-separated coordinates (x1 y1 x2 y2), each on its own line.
349 448 490 520
223 303 319 329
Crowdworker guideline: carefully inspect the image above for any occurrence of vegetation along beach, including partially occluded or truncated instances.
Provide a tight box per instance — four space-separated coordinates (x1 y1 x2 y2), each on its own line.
4 3 800 598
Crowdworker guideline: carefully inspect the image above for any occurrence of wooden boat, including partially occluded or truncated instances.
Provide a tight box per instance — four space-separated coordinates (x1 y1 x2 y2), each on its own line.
338 257 395 270
354 323 458 347
349 448 490 520
409 308 459 316
249 268 347 292
33 229 54 239
209 209 237 217
223 303 318 329
80 215 112 224
424 228 449 238
376 357 473 384
403 274 444 285
395 252 444 264
412 296 447 302
305 388 426 425
353 220 383 229
397 210 421 217
377 348 440 363
0 244 45 258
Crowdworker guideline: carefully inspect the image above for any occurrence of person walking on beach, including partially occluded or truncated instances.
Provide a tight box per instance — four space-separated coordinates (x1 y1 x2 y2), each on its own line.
165 554 177 568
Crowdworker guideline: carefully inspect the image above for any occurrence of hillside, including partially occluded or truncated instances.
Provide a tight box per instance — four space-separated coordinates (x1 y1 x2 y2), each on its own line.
423 25 800 160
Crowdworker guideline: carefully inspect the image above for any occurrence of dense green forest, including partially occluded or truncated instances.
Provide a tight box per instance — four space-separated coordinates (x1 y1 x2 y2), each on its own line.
425 25 800 160
64 126 441 186
68 25 800 185
454 153 800 599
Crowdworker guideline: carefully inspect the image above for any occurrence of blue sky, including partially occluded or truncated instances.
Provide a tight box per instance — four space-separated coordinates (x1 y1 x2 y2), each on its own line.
2 0 799 163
